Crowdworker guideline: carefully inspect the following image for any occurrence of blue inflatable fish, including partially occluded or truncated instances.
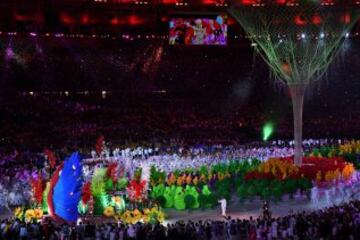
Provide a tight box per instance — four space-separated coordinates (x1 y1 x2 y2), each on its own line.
48 152 83 223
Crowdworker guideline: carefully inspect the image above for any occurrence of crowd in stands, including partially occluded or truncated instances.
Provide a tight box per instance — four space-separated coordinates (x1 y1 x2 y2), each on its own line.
0 35 359 240
1 94 359 153
0 37 359 152
2 200 360 239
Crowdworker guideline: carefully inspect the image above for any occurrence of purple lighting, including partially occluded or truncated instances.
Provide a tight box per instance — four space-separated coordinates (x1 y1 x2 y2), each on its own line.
5 47 14 59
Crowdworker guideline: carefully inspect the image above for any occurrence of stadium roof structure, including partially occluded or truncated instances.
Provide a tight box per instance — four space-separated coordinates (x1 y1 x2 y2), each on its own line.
1 0 359 33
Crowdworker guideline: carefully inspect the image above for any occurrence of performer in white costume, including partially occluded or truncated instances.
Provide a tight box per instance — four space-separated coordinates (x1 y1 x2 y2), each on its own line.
218 198 227 217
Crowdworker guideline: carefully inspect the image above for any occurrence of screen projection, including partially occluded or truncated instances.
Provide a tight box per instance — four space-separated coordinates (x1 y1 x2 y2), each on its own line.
169 15 227 45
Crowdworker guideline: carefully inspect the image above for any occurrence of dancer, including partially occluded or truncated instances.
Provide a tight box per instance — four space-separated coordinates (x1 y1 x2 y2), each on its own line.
218 198 227 217
262 201 271 221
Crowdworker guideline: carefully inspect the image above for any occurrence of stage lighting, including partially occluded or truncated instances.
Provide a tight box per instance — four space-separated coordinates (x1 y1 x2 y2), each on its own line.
262 122 274 141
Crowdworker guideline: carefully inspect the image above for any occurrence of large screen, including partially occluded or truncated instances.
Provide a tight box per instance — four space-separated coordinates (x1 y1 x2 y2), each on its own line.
169 15 227 45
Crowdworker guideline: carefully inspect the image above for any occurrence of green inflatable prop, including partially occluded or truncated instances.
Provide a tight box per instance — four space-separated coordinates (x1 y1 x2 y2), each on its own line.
184 185 200 209
174 186 186 210
202 185 211 196
163 186 175 208
151 184 165 200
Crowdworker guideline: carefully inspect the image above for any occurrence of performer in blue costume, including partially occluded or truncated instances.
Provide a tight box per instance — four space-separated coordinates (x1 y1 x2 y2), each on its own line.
48 152 83 223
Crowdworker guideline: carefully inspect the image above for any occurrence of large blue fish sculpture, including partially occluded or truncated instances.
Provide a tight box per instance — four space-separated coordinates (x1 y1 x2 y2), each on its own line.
48 152 83 223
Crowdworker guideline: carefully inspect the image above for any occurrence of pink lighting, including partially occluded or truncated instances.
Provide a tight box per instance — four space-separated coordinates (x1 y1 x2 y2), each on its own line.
5 47 14 59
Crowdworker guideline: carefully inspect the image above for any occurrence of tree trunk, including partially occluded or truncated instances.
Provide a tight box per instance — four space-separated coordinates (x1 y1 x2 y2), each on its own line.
289 84 306 166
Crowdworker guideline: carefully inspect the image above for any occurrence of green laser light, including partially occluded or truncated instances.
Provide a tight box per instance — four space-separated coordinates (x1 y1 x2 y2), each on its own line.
262 123 274 141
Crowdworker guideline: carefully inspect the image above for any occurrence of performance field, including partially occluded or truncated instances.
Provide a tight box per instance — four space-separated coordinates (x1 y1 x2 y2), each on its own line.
0 1 360 239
